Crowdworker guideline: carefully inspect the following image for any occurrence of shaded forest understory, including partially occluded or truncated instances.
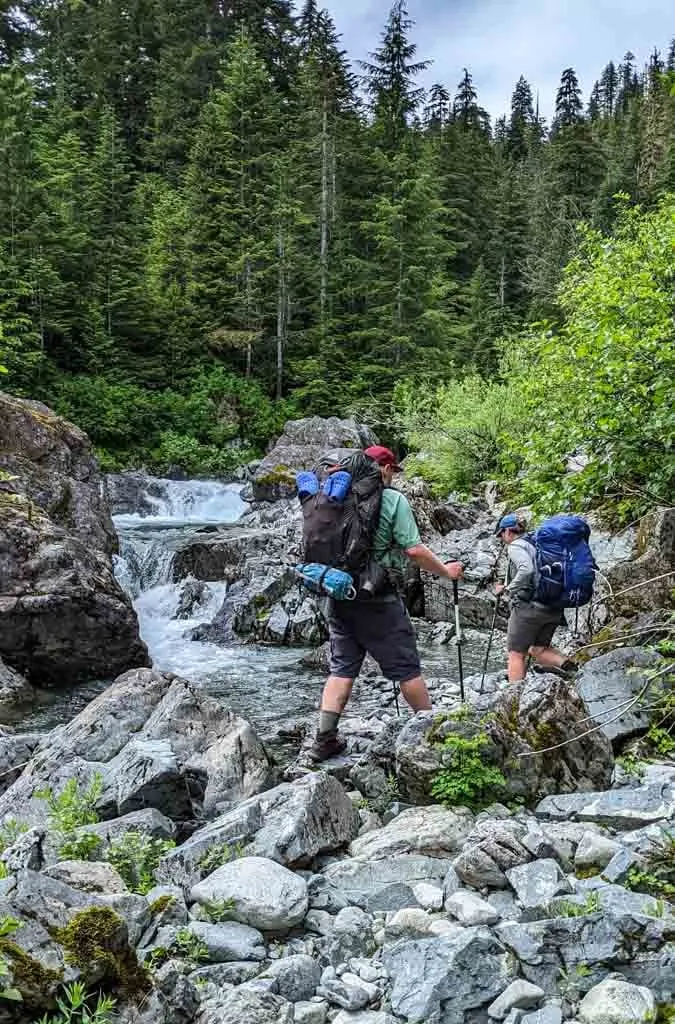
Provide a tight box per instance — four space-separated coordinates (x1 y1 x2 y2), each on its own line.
0 1 673 513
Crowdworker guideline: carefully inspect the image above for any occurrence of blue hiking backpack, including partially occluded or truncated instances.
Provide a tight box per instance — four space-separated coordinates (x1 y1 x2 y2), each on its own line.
525 515 597 609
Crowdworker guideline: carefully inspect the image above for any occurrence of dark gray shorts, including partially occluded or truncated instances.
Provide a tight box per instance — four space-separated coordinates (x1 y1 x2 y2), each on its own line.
328 598 422 683
507 603 564 653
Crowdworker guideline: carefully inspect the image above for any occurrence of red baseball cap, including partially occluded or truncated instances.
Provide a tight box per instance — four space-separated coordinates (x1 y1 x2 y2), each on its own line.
364 445 403 473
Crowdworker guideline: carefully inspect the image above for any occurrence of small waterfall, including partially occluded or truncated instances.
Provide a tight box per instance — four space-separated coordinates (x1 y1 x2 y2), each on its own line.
113 477 249 527
108 472 320 731
114 534 178 598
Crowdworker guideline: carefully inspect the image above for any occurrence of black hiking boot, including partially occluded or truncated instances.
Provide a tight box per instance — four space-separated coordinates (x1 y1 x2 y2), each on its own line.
534 660 579 680
308 730 347 764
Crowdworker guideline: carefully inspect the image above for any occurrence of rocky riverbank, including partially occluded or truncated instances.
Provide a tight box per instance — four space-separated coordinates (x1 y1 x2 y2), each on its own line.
0 400 672 1023
0 659 671 1024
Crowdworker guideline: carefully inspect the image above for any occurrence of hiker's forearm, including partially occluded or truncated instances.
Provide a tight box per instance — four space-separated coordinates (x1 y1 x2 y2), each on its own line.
406 544 461 580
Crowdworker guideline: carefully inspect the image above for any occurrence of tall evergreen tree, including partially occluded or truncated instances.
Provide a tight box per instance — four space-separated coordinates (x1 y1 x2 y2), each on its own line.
553 67 583 131
361 0 430 151
506 76 537 159
424 83 450 133
599 60 619 116
0 62 41 383
186 29 280 379
453 68 490 134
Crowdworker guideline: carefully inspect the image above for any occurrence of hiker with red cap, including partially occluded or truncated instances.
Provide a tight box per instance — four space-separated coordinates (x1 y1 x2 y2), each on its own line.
309 444 463 763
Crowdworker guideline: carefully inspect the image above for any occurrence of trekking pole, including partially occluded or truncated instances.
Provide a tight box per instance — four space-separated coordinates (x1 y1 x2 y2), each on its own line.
452 579 465 702
481 594 500 687
392 681 401 717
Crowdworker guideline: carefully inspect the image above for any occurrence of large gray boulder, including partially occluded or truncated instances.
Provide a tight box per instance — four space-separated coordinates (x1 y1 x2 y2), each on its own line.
348 805 474 860
323 854 454 909
576 647 666 745
260 954 321 1002
578 977 656 1024
0 670 271 827
251 417 377 502
191 566 297 644
452 818 532 890
383 926 517 1022
184 921 266 963
0 391 149 685
0 869 150 1012
197 988 294 1024
158 773 359 887
496 911 674 997
536 778 675 830
605 508 675 618
505 859 573 909
191 856 308 931
173 520 297 584
362 674 613 808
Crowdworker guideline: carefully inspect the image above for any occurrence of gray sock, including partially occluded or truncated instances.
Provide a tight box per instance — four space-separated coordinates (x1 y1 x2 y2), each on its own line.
319 710 341 735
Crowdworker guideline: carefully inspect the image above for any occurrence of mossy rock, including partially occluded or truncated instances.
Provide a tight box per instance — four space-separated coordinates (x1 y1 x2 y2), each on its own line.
255 464 295 488
0 936 63 1011
54 906 151 999
149 894 176 916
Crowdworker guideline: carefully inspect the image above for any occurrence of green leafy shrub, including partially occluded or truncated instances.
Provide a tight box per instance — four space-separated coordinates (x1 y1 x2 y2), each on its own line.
105 832 175 895
201 899 236 923
198 841 245 874
0 819 28 854
36 775 103 860
397 197 675 521
504 196 675 520
394 374 522 495
36 982 115 1024
549 891 601 917
625 830 675 900
59 833 103 863
50 365 293 475
429 716 506 811
147 928 209 969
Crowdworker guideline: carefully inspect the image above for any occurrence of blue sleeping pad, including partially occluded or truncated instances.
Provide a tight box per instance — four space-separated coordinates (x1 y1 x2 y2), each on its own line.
295 563 356 601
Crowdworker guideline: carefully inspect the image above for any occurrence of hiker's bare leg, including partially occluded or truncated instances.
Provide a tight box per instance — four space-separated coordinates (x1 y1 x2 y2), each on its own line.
530 645 565 669
320 676 354 714
508 652 528 683
311 676 353 762
400 675 432 711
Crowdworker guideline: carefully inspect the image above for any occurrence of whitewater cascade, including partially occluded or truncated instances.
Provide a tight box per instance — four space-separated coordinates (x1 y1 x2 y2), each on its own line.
111 475 318 730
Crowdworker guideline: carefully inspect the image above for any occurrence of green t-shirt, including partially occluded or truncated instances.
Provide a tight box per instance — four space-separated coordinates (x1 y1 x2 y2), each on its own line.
373 488 421 572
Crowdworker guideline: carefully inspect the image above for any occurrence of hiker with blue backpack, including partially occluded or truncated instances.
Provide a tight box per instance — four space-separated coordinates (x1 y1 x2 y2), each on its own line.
495 513 597 685
295 445 464 764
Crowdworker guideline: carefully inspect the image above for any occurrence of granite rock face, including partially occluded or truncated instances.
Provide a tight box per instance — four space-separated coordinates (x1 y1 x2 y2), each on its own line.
0 391 148 685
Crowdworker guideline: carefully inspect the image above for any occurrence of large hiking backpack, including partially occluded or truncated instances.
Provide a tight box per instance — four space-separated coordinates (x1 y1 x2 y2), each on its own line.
525 515 597 609
300 451 383 589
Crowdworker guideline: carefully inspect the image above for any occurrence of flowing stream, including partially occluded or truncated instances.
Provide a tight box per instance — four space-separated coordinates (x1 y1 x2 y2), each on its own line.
111 478 321 733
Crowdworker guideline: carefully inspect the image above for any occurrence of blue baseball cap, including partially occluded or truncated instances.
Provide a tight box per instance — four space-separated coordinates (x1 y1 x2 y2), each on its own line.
495 513 520 535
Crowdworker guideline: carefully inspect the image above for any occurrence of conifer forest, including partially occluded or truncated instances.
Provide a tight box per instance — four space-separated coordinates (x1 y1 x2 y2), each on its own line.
1 1 674 513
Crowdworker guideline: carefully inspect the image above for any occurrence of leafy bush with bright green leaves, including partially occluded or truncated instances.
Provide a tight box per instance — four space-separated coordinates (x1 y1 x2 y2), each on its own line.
105 832 175 895
49 364 294 475
398 196 675 520
507 195 675 520
394 374 521 495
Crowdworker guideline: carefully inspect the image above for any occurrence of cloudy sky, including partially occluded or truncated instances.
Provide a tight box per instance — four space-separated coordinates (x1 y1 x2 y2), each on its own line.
317 0 673 123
